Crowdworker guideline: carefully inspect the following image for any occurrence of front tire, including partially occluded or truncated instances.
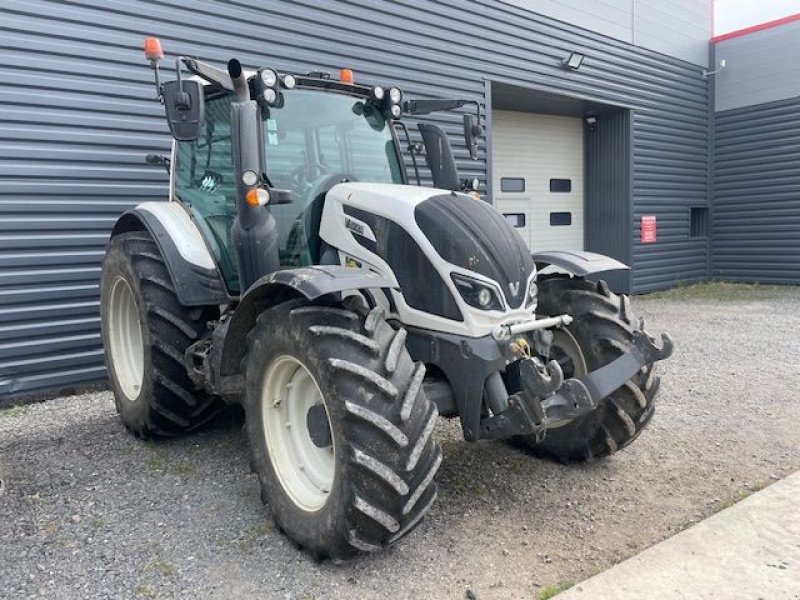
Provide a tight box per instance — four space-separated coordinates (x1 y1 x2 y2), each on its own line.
243 299 441 559
521 276 661 461
100 231 223 437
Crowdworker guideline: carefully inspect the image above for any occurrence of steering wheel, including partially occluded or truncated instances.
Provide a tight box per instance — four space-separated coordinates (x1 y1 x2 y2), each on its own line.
303 172 357 207
290 161 329 189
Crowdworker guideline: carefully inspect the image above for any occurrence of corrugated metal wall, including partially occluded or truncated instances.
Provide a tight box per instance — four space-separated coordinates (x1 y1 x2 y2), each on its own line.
714 19 800 112
0 0 710 396
499 0 712 66
712 96 800 283
585 109 632 292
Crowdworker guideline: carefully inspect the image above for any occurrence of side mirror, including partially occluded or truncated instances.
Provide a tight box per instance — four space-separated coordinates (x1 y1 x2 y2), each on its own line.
163 79 204 141
463 114 482 160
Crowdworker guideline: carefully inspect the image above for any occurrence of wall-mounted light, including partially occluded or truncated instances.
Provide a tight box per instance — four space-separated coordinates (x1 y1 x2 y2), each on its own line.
585 115 597 131
562 52 584 71
702 59 726 78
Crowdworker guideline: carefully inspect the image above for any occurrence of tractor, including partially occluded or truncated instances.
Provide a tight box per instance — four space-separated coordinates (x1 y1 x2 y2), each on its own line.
100 38 673 559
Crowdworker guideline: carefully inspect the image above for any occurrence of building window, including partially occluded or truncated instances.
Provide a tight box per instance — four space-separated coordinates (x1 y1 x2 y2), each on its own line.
690 207 708 238
503 213 526 228
550 212 572 226
500 177 525 192
549 178 572 193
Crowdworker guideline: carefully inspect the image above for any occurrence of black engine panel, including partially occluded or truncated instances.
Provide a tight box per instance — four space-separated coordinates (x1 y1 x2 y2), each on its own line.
415 193 534 307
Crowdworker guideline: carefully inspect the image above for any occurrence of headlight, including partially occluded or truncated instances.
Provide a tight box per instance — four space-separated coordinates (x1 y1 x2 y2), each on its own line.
260 69 278 87
389 87 402 104
451 274 503 311
389 104 402 119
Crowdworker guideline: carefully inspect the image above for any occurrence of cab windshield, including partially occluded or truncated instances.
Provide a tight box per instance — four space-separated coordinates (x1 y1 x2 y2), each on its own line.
264 88 404 266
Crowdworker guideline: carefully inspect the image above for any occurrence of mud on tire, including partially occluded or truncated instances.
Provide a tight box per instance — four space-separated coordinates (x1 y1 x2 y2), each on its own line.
100 231 223 437
523 276 661 462
243 299 442 559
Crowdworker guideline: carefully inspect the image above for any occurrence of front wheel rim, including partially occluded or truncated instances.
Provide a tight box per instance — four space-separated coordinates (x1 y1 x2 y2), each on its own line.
107 276 144 401
262 355 335 512
547 328 588 428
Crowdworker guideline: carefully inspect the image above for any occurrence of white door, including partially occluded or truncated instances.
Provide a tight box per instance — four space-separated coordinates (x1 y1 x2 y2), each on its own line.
492 111 584 253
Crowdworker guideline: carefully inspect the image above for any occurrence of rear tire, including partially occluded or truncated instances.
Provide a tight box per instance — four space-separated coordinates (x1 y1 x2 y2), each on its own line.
100 231 223 437
243 299 441 559
519 276 661 461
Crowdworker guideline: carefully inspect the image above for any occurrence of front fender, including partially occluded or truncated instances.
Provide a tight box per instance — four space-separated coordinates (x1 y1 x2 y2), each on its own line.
533 250 629 277
218 266 395 376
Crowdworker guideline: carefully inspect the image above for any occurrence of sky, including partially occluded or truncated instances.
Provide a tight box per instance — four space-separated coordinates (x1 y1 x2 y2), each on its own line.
714 0 800 35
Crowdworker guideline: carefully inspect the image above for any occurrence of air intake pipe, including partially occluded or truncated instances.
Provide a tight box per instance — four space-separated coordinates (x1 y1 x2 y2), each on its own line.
227 59 280 289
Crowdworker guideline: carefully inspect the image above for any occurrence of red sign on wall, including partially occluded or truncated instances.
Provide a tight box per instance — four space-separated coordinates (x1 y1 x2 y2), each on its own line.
641 215 657 244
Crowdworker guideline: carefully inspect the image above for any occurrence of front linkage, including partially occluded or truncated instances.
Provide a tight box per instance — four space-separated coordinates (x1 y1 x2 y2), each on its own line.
480 329 674 441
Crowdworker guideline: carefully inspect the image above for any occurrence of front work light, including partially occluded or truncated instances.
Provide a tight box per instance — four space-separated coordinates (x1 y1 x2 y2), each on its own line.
260 69 278 87
389 104 402 119
389 87 402 104
371 85 385 101
263 88 278 104
282 74 296 89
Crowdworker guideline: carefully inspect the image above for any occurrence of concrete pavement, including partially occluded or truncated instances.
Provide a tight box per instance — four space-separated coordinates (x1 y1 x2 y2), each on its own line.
559 471 800 600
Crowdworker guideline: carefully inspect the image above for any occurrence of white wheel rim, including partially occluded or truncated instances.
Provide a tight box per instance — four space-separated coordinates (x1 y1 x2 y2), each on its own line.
107 276 144 401
262 355 335 512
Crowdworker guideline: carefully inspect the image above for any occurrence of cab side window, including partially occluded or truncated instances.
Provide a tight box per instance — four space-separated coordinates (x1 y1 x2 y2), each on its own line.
173 93 240 290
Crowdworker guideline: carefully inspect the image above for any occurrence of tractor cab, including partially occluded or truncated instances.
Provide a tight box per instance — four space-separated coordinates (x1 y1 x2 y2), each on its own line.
174 78 407 291
144 38 481 293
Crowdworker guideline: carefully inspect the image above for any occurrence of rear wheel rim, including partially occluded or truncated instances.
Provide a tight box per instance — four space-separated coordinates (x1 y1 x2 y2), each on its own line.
262 355 335 512
108 276 144 401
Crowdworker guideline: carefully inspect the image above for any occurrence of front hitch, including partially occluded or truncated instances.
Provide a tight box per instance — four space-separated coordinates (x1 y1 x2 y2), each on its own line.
479 331 674 440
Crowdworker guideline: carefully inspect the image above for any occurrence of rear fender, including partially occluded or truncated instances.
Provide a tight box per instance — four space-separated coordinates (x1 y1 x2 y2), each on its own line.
218 266 396 376
110 202 230 306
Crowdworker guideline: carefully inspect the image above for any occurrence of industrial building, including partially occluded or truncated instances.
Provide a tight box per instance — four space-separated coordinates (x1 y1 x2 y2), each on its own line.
1 1 798 396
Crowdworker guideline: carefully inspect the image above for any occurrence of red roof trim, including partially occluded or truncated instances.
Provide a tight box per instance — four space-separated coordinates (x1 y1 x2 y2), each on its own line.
712 12 800 43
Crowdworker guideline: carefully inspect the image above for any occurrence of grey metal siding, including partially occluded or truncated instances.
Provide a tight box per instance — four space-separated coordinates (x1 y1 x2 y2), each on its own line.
712 97 800 283
0 0 709 396
500 0 711 65
633 0 711 67
585 109 632 293
714 20 800 112
499 0 635 45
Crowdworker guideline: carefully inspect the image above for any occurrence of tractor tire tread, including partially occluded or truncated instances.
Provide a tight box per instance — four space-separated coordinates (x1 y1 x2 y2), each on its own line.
243 298 441 559
101 232 223 438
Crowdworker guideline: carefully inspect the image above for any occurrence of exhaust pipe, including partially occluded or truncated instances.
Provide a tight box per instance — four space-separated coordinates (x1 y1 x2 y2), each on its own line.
226 58 280 287
228 59 249 102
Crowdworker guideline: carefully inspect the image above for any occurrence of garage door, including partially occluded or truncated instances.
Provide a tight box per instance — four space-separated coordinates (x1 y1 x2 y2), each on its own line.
492 111 584 253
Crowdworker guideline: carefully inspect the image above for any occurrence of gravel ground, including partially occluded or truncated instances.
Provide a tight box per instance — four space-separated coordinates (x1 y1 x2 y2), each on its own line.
2 284 799 600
